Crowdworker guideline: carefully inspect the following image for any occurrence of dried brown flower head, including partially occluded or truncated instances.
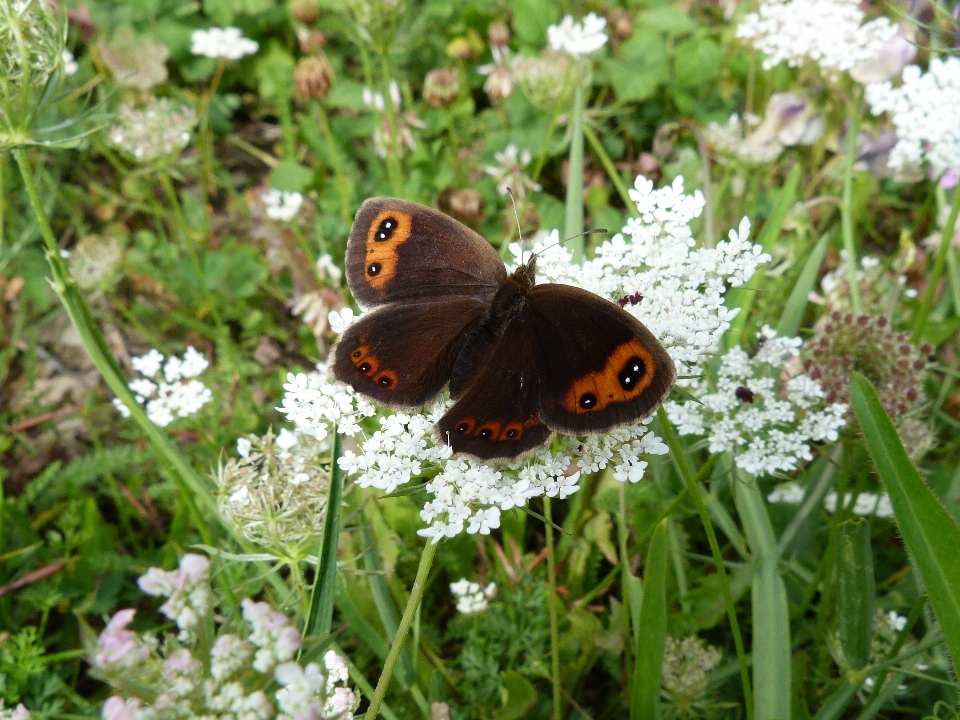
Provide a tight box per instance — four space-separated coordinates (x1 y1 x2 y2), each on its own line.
803 312 931 420
293 55 334 101
423 67 460 108
487 20 510 48
290 0 321 25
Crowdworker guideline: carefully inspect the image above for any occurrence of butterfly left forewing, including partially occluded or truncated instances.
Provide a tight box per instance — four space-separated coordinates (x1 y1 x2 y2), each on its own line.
346 198 507 309
529 284 677 434
436 312 553 460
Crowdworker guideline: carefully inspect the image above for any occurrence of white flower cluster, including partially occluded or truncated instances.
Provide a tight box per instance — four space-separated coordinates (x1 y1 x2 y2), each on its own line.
279 363 377 441
767 481 894 518
215 429 331 554
108 97 197 163
450 578 497 614
95 554 357 720
113 347 212 427
190 27 259 60
737 0 896 76
263 189 304 222
61 49 77 75
665 328 847 476
865 57 960 180
547 13 608 57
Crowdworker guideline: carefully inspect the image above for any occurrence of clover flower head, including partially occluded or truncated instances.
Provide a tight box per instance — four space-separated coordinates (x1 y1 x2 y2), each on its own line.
281 174 768 540
477 45 515 101
865 57 960 180
113 346 212 427
190 26 258 60
137 553 213 638
0 702 31 720
665 327 847 476
737 0 896 77
362 80 424 158
263 189 304 222
484 144 541 199
513 49 582 109
215 429 331 554
547 13 608 57
450 579 497 614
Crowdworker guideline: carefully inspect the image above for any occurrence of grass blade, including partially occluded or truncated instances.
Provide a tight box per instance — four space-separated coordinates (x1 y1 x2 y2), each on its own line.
836 518 875 670
304 432 344 639
734 474 791 720
776 230 831 338
851 373 960 675
630 519 668 720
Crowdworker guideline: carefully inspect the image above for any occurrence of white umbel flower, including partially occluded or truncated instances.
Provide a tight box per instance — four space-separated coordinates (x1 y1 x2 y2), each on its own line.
190 27 259 60
450 579 497 614
113 347 212 427
547 13 608 56
737 0 896 76
262 189 304 222
865 57 960 180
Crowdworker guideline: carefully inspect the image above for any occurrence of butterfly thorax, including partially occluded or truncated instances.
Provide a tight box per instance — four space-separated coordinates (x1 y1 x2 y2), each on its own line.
488 258 537 323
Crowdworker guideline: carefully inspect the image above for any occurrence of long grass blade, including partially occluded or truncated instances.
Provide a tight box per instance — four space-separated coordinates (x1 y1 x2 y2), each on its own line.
776 230 831 338
630 519 668 720
304 431 344 639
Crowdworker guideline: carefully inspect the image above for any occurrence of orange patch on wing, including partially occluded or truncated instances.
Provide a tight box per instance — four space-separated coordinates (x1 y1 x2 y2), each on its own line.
350 344 381 377
374 369 398 390
363 210 413 292
499 421 524 441
562 340 656 414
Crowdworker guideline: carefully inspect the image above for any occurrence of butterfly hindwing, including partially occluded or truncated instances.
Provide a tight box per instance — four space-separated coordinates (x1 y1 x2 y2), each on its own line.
346 198 507 309
437 311 553 460
528 285 677 434
332 297 489 408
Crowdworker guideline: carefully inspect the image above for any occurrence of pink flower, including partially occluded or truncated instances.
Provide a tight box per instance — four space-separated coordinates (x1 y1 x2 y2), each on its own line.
329 687 356 711
102 697 142 720
95 609 148 668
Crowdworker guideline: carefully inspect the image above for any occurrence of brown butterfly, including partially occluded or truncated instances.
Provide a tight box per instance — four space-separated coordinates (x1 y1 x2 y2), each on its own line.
331 198 677 461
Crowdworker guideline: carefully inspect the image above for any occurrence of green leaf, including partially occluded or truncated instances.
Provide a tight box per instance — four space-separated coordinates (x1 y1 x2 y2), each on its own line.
836 519 875 670
734 476 791 720
639 6 696 34
607 28 669 103
496 670 537 720
851 373 960 675
776 231 831 338
511 0 559 46
726 164 802 348
673 36 721 89
631 519 668 720
269 159 314 192
304 434 344 639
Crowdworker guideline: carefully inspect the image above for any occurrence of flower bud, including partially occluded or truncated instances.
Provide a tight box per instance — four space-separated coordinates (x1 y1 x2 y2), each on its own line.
488 21 510 49
290 0 321 25
293 55 334 101
423 68 460 108
446 36 474 60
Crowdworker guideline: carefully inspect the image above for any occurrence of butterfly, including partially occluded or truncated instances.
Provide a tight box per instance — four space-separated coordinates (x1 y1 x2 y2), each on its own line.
331 198 677 461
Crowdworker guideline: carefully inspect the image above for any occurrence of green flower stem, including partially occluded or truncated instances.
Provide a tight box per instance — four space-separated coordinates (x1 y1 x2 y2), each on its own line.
364 538 437 720
544 496 563 720
378 64 405 199
12 148 213 512
312 101 353 228
198 59 226 216
531 108 561 183
584 123 632 209
617 482 635 685
565 85 586 262
277 89 297 160
303 431 343 640
912 179 960 342
841 91 864 315
657 407 755 720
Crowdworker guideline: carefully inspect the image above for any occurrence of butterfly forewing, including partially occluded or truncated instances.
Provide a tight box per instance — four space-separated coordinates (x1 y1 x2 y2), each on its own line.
346 198 506 309
528 284 677 434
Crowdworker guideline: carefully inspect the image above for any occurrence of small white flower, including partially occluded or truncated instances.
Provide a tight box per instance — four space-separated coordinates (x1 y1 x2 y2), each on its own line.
548 13 608 57
275 428 298 450
316 254 343 283
190 27 259 60
262 190 304 222
236 438 252 458
450 578 497 614
887 610 907 632
484 144 542 199
61 49 78 75
328 307 356 334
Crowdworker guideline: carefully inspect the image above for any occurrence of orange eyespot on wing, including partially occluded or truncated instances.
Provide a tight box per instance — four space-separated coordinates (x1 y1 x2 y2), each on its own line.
363 210 414 291
348 342 399 390
562 340 656 414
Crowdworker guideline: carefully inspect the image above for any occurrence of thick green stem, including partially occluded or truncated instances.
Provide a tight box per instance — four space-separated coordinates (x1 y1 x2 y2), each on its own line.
617 482 635 685
363 539 437 720
565 86 585 262
544 496 562 720
658 407 755 720
841 91 864 315
303 431 343 640
584 123 633 209
912 179 960 342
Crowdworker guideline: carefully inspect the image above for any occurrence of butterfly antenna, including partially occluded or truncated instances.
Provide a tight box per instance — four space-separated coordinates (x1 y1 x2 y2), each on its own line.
535 228 608 258
506 187 524 265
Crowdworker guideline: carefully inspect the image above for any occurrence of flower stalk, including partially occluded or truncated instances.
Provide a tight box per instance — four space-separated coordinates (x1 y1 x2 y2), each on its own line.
912 179 960 342
841 91 864 315
544 496 563 720
564 85 585 262
363 538 437 720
